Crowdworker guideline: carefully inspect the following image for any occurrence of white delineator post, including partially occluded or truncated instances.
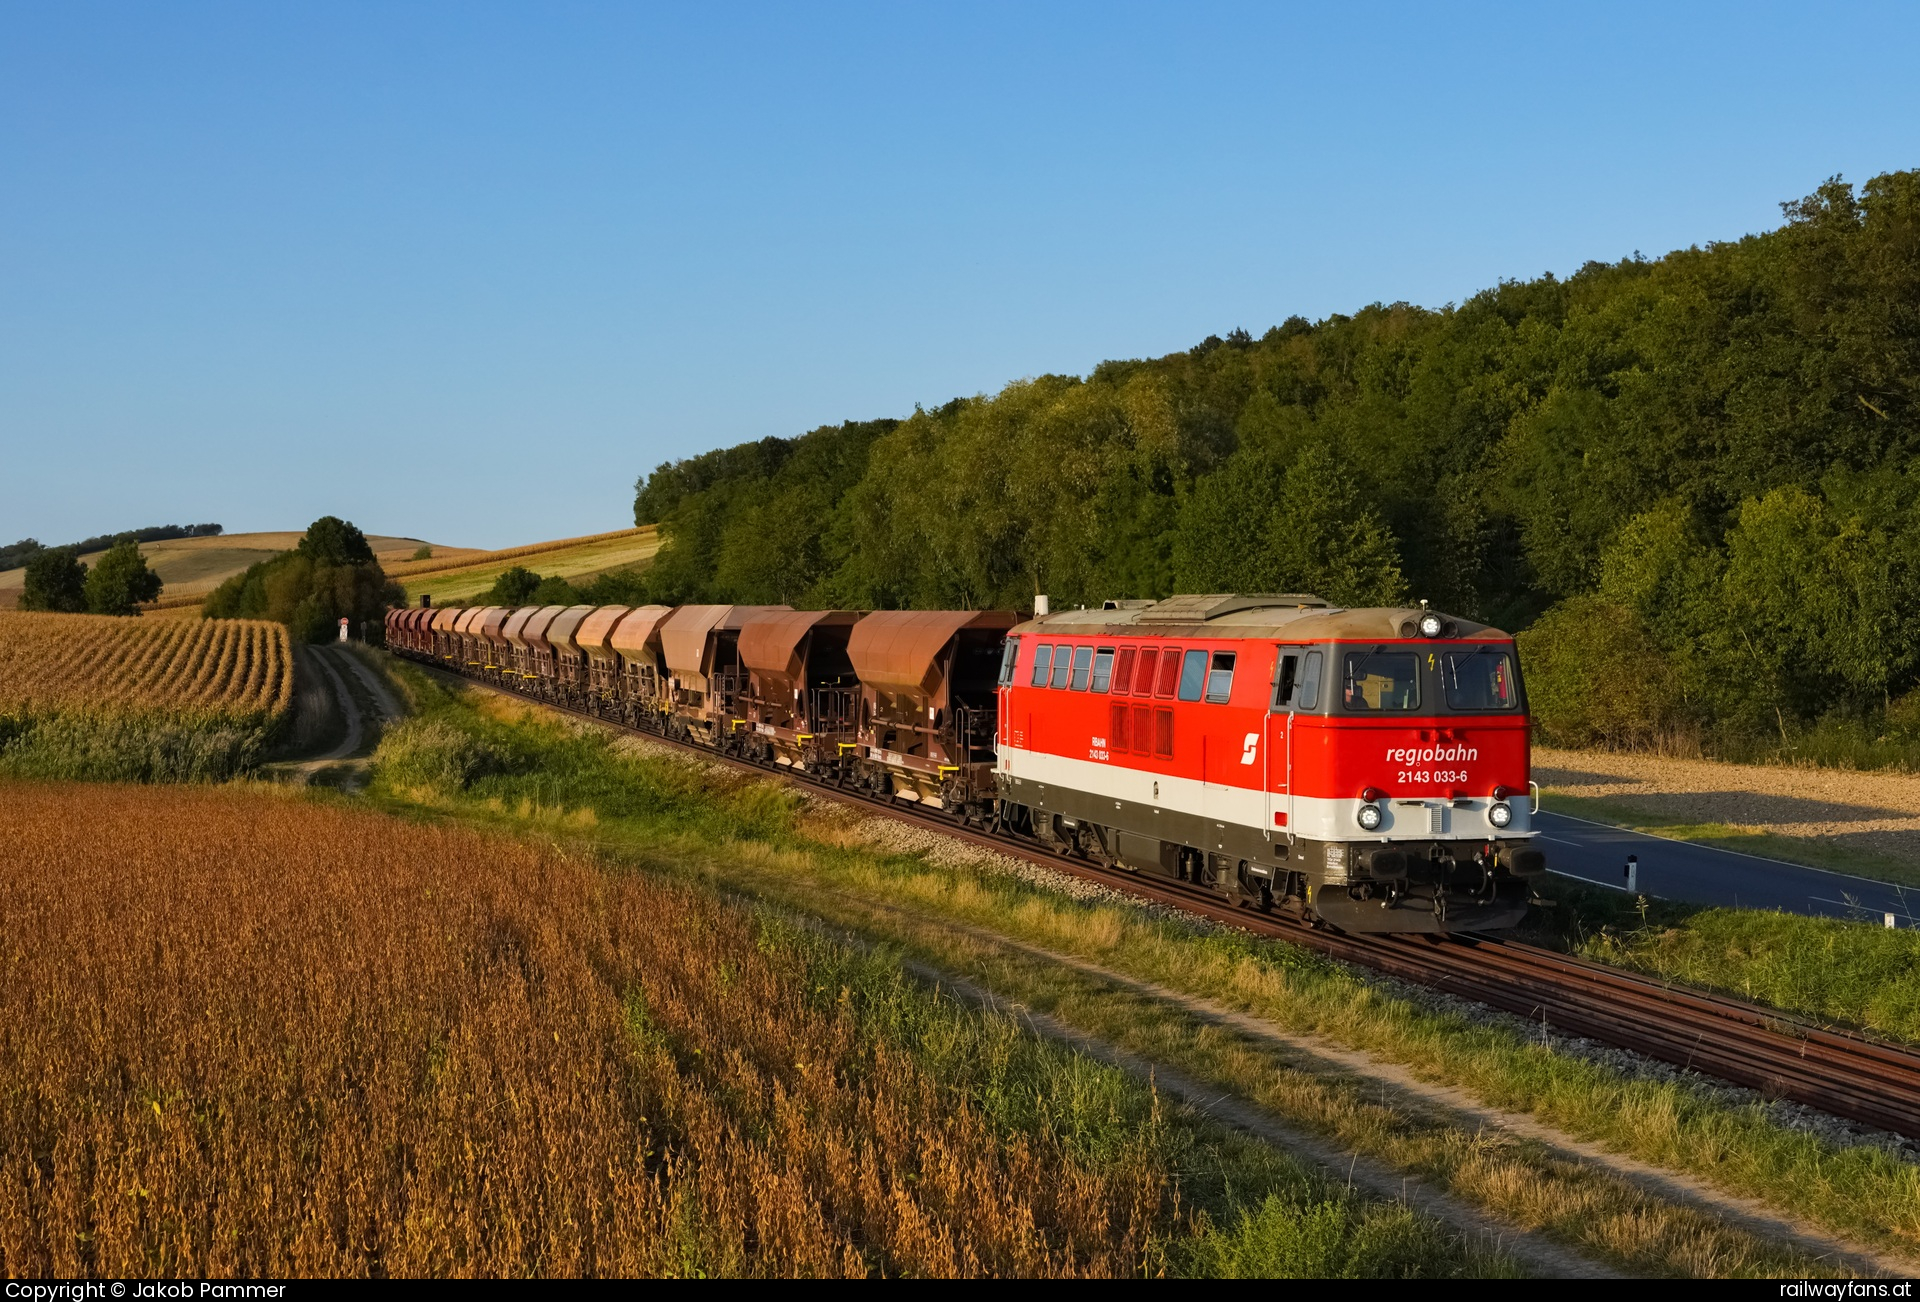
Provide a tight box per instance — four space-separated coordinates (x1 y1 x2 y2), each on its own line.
1624 854 1638 893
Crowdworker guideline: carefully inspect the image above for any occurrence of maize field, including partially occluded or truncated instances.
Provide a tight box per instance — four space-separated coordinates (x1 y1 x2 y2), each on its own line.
0 783 1177 1277
0 612 294 780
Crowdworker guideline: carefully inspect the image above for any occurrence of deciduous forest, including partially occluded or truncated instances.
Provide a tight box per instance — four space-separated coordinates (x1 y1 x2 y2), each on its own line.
630 171 1920 758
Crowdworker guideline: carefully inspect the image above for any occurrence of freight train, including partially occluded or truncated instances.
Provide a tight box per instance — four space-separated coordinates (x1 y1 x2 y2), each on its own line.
386 593 1544 932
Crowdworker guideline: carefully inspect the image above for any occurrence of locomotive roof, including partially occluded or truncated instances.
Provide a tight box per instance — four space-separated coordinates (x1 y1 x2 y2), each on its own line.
1012 594 1508 642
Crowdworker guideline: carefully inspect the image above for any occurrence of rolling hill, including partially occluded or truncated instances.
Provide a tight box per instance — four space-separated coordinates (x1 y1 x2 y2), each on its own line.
386 526 661 606
0 532 471 612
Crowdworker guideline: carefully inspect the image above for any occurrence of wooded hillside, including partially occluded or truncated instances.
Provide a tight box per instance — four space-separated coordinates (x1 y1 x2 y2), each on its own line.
634 171 1920 755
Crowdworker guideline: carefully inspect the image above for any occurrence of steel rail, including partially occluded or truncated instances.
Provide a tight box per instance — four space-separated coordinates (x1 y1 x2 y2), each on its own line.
407 655 1920 1140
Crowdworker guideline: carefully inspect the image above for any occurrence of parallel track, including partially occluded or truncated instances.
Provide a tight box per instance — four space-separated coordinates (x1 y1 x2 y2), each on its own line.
416 657 1920 1140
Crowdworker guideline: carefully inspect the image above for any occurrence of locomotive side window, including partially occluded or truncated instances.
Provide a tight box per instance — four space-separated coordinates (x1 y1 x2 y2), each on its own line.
1205 651 1235 703
1443 649 1518 710
1051 645 1072 689
1297 650 1323 709
1177 649 1208 702
1155 648 1182 697
1113 647 1136 695
1090 648 1115 692
1273 654 1298 708
1031 645 1053 687
1134 648 1159 694
1069 646 1094 690
998 638 1020 687
1342 651 1420 711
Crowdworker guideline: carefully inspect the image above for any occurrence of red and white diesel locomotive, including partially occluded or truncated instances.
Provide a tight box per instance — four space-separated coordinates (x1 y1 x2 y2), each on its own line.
991 594 1541 932
387 591 1544 931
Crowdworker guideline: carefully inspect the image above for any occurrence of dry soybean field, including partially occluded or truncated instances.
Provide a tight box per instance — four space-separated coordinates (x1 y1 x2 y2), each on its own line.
0 612 294 780
0 783 1174 1278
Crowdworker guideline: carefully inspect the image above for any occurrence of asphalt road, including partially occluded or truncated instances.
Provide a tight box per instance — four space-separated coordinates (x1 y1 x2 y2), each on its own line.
1534 809 1920 926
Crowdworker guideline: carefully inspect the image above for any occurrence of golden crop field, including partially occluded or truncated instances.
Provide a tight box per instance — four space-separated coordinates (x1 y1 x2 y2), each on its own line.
388 526 661 604
0 613 295 780
0 612 293 721
0 783 1165 1278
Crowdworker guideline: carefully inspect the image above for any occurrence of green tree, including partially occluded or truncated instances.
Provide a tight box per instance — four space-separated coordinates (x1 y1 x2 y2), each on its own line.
203 516 401 643
19 548 87 613
83 539 164 615
623 166 1920 750
298 515 376 567
476 566 543 606
1174 442 1405 606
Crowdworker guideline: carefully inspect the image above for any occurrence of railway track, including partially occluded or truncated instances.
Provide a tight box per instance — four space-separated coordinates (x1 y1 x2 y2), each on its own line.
420 660 1920 1142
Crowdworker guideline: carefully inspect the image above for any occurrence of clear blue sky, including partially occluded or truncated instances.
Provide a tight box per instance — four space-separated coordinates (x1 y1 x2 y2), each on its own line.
4 1 1917 550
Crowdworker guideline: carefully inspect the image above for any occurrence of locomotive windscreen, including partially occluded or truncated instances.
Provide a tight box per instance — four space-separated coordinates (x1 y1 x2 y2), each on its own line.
1342 651 1420 711
1442 649 1519 710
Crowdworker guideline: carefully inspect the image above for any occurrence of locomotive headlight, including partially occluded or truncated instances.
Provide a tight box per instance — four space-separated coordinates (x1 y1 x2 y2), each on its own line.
1488 801 1513 828
1357 803 1383 831
1418 612 1444 637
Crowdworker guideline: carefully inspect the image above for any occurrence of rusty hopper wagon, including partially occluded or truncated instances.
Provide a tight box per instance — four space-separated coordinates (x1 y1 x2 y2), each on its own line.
608 604 674 724
659 604 792 745
430 606 466 663
397 606 433 654
847 609 1015 810
543 604 598 705
574 605 632 706
474 606 512 679
737 609 864 771
452 607 488 669
499 607 541 679
522 605 571 689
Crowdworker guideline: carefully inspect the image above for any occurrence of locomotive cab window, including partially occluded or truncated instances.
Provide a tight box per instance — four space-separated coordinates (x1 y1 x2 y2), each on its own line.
998 638 1020 687
1090 648 1115 692
1069 646 1094 690
1297 650 1323 709
1443 649 1519 710
1342 651 1420 711
1050 646 1072 689
1177 649 1208 702
1273 653 1298 708
1204 651 1235 703
1030 645 1053 688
